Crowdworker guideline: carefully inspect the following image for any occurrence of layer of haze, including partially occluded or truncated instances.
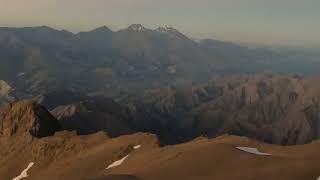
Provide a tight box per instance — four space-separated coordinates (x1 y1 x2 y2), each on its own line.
0 0 319 48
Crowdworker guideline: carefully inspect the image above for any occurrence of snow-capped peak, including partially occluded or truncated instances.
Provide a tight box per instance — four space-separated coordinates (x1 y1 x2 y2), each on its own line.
156 25 179 34
127 24 147 32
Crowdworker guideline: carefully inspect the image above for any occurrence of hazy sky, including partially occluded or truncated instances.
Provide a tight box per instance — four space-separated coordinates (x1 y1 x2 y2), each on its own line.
1 0 319 48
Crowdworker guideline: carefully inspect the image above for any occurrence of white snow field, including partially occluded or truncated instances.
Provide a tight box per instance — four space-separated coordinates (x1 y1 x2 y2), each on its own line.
236 147 271 156
12 162 35 180
106 155 129 169
106 145 142 170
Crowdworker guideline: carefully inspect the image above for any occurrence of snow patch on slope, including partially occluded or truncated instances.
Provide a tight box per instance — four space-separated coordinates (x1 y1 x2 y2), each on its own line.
156 25 179 33
106 155 129 169
106 145 142 170
236 147 271 156
12 162 34 180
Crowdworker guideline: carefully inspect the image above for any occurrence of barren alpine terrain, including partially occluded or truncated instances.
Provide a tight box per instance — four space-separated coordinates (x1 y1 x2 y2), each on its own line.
1 100 320 180
0 5 320 178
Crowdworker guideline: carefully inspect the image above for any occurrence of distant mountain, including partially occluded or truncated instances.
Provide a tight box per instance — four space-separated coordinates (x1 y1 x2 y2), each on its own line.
0 25 319 99
2 25 320 180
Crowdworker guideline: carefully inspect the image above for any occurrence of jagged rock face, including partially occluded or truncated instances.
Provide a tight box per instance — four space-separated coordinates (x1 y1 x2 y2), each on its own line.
127 74 320 145
0 100 60 138
191 75 320 145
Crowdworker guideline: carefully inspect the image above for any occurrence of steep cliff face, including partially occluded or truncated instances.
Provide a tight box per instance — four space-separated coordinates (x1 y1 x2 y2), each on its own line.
0 100 60 138
192 75 320 145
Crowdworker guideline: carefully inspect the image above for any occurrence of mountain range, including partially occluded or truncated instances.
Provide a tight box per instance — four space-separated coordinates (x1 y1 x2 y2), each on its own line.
1 24 320 179
0 24 319 100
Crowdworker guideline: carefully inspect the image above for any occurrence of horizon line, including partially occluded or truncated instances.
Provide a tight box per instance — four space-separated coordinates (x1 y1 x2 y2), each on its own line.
0 24 319 50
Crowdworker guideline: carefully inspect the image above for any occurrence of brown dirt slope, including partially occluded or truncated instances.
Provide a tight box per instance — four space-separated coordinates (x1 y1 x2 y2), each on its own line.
102 135 320 180
1 132 320 180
